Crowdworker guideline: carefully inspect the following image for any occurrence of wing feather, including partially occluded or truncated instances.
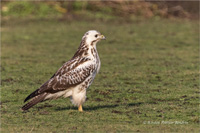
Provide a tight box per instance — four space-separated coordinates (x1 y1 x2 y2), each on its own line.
24 56 94 102
31 57 94 96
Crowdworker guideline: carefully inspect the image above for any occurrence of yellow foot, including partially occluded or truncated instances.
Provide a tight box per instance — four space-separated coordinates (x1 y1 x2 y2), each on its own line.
78 105 83 112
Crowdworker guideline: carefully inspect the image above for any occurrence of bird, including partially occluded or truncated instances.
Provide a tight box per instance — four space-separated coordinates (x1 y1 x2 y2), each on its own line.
22 30 106 112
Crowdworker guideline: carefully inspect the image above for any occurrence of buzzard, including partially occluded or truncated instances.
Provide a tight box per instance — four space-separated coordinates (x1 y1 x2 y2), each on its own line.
22 30 106 112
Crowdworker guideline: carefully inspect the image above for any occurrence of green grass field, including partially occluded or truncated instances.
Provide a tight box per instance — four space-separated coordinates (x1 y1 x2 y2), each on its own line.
1 18 199 132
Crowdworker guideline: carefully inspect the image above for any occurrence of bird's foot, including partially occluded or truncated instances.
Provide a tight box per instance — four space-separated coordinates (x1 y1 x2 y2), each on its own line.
78 105 83 112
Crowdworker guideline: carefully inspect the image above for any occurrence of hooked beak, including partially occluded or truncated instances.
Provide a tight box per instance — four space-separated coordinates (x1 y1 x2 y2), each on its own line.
100 35 106 40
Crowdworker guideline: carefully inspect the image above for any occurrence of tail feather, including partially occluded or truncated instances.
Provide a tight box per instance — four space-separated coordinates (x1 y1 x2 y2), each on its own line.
24 89 39 103
24 90 38 103
24 81 50 103
22 93 47 111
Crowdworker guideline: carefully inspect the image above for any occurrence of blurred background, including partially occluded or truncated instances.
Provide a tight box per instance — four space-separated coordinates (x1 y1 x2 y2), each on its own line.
1 1 199 20
1 1 199 132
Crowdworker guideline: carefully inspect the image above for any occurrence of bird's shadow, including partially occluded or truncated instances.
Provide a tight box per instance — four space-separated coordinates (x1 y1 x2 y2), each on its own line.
54 102 143 111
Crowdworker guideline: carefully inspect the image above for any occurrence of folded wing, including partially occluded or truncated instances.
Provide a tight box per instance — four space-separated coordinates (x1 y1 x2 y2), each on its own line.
24 57 95 102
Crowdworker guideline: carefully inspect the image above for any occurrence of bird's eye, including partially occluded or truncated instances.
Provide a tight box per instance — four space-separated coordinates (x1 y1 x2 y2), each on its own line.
95 34 98 38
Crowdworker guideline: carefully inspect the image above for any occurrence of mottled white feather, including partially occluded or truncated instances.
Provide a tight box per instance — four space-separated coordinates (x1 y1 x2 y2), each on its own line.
22 30 105 111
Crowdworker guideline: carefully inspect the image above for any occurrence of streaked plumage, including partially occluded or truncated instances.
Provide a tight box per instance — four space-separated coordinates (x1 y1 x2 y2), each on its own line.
22 30 106 111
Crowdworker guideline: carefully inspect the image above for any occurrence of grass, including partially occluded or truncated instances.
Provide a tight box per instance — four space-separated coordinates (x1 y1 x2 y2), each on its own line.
1 18 199 132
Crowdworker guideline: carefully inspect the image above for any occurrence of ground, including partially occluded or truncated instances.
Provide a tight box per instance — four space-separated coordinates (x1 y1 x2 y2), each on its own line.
1 18 199 132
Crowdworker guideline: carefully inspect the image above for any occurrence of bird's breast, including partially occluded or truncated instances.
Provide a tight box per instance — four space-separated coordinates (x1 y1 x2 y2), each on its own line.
87 47 101 74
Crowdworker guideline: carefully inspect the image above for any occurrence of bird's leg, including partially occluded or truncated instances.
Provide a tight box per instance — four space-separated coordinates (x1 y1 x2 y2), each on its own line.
78 105 83 112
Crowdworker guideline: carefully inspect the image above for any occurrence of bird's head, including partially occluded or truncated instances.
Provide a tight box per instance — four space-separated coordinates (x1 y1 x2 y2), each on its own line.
83 30 106 46
73 30 105 58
